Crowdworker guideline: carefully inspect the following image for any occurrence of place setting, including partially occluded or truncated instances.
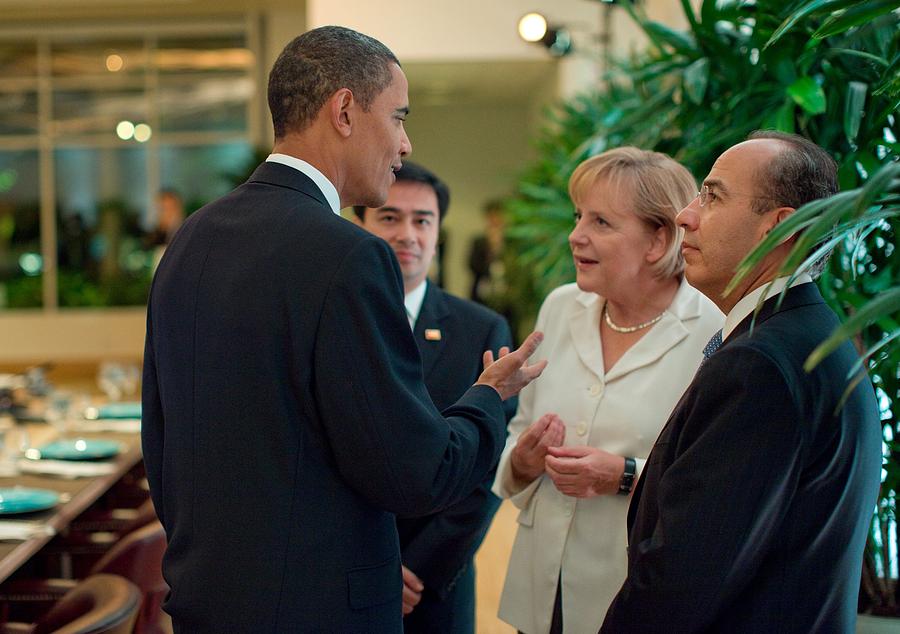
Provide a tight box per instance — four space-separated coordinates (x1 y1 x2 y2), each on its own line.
79 401 141 434
76 364 142 433
0 487 62 541
18 438 122 479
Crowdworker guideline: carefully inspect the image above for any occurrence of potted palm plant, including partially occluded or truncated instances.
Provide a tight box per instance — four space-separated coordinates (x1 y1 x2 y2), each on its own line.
504 0 900 619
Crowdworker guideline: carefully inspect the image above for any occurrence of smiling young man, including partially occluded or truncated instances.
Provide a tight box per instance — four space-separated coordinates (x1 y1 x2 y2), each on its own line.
354 162 516 634
601 131 881 633
142 28 547 633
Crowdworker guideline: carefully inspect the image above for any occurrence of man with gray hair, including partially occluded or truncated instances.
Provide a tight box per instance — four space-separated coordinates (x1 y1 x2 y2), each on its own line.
142 26 545 633
601 131 881 632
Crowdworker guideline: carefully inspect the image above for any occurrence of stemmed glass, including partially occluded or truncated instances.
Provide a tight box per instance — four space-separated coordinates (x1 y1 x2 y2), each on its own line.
0 415 27 475
97 363 126 402
44 390 72 440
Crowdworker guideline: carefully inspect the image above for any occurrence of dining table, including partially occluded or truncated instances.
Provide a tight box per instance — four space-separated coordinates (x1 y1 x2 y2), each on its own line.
0 413 143 585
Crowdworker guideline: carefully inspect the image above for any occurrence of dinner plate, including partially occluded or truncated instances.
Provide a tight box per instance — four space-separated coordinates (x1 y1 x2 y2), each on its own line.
33 439 121 461
0 488 59 515
84 402 141 420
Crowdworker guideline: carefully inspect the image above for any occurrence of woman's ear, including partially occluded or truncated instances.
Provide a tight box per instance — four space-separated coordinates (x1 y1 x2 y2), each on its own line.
645 225 669 264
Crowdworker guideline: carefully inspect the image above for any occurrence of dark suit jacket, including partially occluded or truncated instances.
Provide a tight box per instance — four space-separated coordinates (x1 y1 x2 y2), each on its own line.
602 283 881 633
141 162 509 633
399 282 515 633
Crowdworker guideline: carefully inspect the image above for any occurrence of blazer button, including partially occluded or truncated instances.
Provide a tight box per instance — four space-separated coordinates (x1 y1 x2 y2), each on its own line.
576 421 587 436
589 383 603 397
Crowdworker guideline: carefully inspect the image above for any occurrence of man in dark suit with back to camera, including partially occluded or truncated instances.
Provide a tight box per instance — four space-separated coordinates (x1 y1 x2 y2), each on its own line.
602 131 881 633
141 26 546 634
354 161 515 633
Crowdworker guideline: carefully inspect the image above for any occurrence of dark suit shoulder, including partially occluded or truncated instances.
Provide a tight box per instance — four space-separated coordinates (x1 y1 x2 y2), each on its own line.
726 299 843 385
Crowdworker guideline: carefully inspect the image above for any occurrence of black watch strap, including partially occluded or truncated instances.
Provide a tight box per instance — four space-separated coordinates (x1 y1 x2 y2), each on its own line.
618 457 636 496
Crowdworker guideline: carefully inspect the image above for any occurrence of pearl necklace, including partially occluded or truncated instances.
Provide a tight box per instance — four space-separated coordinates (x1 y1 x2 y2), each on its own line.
603 304 665 334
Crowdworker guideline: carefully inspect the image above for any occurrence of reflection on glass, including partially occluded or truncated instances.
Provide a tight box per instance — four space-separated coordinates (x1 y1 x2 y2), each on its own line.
0 150 41 309
51 39 146 77
53 88 148 137
0 92 38 135
0 42 37 77
55 147 150 307
159 75 252 133
155 35 252 75
159 142 254 210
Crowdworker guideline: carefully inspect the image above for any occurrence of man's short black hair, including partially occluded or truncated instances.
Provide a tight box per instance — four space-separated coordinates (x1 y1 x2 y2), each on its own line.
268 26 399 138
746 130 838 214
353 161 450 223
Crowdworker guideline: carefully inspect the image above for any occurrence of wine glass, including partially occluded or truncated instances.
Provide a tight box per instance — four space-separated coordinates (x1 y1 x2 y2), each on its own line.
120 364 140 399
45 389 72 440
97 363 125 402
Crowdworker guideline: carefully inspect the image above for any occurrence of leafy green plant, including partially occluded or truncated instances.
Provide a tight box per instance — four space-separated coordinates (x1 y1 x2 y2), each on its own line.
505 0 899 613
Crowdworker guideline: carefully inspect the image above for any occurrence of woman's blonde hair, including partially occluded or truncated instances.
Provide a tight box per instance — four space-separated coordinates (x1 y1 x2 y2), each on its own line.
568 147 696 279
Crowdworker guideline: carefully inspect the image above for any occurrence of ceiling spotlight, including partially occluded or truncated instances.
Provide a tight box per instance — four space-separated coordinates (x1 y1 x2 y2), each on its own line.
518 12 548 43
518 13 573 57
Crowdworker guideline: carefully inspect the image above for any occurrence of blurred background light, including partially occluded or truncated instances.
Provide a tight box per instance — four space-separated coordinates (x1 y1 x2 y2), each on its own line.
133 123 152 142
19 253 43 276
105 53 124 72
116 120 134 140
518 13 548 43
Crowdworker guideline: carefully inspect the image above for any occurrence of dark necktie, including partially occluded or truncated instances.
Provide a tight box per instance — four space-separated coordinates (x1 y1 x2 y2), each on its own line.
702 329 723 360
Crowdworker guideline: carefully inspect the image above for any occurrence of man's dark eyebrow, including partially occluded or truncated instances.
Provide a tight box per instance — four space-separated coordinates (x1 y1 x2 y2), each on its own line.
703 178 730 195
378 205 401 212
412 209 435 216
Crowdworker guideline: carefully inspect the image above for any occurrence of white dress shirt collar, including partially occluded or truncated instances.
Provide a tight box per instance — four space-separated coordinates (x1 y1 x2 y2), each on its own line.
266 153 341 215
404 280 428 329
723 273 813 340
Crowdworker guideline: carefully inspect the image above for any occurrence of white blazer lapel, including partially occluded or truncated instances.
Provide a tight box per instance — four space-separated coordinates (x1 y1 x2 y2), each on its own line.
568 292 605 380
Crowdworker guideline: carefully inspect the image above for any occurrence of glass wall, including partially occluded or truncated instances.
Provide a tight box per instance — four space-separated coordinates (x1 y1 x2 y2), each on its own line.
0 22 258 311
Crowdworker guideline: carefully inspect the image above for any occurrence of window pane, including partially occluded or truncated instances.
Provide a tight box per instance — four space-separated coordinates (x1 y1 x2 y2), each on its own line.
155 35 252 76
159 74 252 133
0 150 41 309
52 38 147 78
159 142 254 212
0 91 38 135
53 87 149 138
55 147 151 307
0 41 37 77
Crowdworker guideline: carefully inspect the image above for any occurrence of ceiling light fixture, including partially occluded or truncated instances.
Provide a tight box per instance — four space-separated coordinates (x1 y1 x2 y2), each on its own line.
517 12 573 57
518 13 548 43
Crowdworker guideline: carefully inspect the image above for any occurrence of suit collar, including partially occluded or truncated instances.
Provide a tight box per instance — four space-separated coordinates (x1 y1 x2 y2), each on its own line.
726 282 823 345
724 274 813 340
569 278 700 382
265 154 340 213
414 282 449 377
247 162 331 210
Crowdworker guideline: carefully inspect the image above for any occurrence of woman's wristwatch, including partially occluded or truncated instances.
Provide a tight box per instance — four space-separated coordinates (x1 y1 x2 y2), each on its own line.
617 457 636 496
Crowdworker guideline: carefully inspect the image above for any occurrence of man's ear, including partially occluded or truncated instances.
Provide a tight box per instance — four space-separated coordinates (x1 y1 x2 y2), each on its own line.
763 206 797 245
328 88 355 138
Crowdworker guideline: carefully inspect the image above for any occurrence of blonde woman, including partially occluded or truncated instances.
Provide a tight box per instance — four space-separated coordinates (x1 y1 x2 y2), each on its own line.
494 148 723 634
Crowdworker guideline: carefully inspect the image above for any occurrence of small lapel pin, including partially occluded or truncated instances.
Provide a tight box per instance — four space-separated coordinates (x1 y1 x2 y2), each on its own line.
424 329 442 341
